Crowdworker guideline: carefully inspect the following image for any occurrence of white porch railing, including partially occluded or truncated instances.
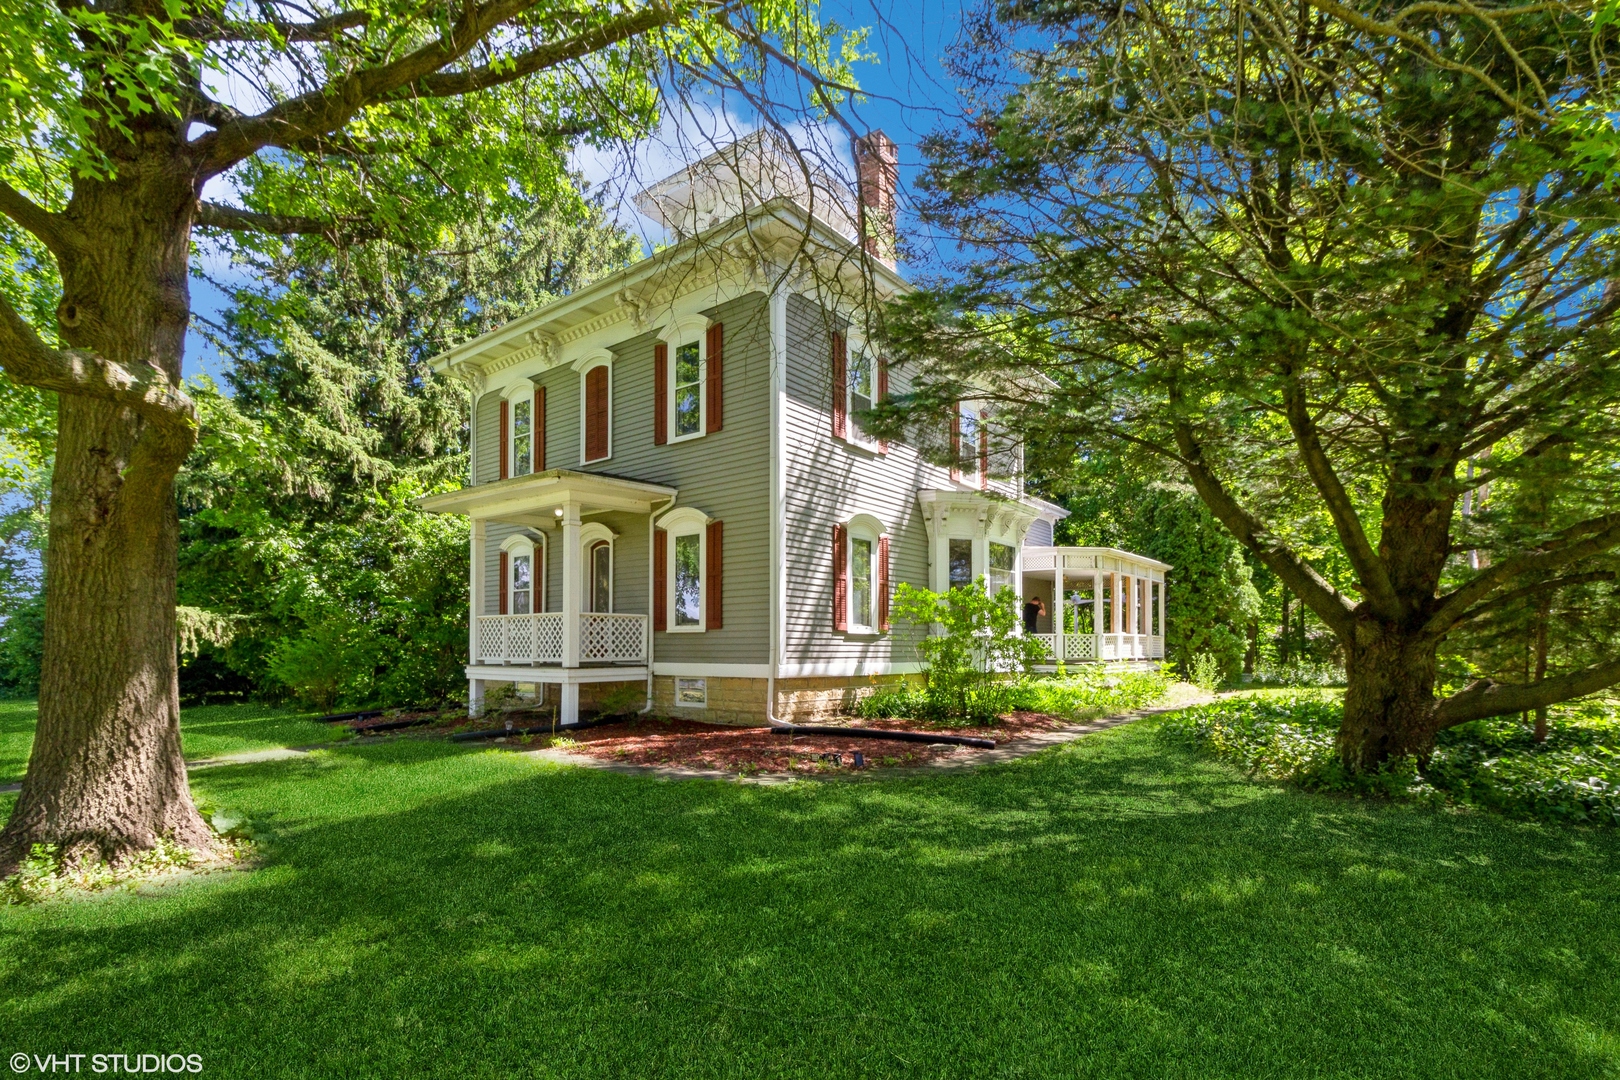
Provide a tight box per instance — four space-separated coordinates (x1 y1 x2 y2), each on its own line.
1029 632 1163 663
580 612 647 663
474 613 646 665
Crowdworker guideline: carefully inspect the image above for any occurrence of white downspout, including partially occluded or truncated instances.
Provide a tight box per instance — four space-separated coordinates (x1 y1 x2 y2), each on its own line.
767 281 789 726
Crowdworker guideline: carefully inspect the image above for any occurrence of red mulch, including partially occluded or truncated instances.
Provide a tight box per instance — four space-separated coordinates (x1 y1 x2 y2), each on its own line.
344 708 1083 775
542 711 1075 775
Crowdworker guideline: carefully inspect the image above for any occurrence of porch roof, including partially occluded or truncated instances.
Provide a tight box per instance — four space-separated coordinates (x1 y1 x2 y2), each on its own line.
1022 546 1173 574
416 469 677 521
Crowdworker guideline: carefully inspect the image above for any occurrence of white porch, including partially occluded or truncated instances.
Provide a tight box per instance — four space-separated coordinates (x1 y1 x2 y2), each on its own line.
1020 546 1169 665
417 469 677 723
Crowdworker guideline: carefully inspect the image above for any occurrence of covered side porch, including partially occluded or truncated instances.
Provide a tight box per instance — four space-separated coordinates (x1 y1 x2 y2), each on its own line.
1020 547 1169 664
417 469 677 723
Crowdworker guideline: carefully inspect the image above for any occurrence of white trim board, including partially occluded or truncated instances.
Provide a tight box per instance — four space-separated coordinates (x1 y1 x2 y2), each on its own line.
652 663 771 678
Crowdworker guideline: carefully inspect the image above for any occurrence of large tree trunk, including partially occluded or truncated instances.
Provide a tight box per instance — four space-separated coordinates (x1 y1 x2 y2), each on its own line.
0 151 211 872
1338 629 1442 771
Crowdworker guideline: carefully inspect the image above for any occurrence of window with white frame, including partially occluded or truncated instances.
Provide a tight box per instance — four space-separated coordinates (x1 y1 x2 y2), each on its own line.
846 341 878 449
673 338 703 439
848 528 878 631
958 406 981 484
511 395 533 476
948 538 973 589
988 542 1016 595
589 540 612 613
505 538 539 614
673 530 702 628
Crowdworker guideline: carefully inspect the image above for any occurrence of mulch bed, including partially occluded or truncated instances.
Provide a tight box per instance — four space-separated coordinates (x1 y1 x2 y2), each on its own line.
535 711 1076 775
340 708 1088 775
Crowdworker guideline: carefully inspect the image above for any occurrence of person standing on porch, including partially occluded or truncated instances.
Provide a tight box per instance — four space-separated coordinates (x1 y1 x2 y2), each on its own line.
1023 597 1046 633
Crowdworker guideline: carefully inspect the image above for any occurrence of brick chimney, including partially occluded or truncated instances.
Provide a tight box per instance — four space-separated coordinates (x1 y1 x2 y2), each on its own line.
854 130 898 267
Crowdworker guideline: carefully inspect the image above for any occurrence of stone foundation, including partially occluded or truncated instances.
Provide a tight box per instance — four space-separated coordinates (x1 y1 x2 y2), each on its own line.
772 674 921 724
651 676 768 726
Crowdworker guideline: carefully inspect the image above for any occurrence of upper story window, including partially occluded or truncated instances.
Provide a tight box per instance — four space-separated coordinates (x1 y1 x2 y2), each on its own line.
674 340 703 439
956 405 981 487
833 331 886 451
581 360 611 462
512 396 533 477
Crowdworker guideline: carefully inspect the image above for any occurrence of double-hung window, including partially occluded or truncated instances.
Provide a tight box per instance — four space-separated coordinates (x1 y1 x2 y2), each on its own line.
988 542 1016 595
849 534 875 631
958 408 981 485
673 531 702 628
511 398 533 476
948 538 974 589
674 340 703 439
846 346 877 449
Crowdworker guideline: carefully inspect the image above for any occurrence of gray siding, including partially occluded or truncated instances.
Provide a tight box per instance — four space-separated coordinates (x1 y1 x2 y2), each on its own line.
782 293 931 666
1025 518 1054 548
521 290 773 665
473 392 501 485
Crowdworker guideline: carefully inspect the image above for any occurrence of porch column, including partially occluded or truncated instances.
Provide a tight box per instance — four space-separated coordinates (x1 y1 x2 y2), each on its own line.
1054 567 1065 666
561 501 582 670
1159 580 1167 658
1092 572 1104 662
469 518 486 662
930 513 948 593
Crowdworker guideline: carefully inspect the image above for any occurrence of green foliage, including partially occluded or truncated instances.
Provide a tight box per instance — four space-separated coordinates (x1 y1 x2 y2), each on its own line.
1189 653 1221 694
174 198 637 709
891 579 1048 723
1047 470 1262 681
1165 694 1620 823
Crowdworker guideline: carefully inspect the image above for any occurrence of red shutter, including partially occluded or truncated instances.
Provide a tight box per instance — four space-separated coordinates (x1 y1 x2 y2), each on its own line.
877 534 891 631
832 523 848 632
706 322 724 433
706 519 724 630
876 356 890 454
499 398 510 480
949 402 961 482
979 411 989 491
585 365 609 461
498 550 509 615
831 331 847 439
534 385 546 472
653 528 667 631
654 342 668 445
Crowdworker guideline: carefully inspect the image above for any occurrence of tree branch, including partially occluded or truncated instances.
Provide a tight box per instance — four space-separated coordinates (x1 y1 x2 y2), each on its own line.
1456 570 1617 624
1281 369 1401 617
1173 419 1359 639
1422 512 1620 637
189 1 673 176
0 179 77 259
1433 656 1620 728
0 291 194 428
194 201 356 237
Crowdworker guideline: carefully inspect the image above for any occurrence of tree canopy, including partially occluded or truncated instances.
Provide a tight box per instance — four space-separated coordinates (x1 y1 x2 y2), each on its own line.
882 0 1620 770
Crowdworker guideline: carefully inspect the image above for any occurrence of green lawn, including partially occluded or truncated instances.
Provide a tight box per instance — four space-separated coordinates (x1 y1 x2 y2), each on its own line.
0 701 348 784
2 717 1618 1078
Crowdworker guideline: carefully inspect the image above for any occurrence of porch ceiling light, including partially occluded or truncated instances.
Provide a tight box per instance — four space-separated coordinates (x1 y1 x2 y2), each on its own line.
554 508 564 517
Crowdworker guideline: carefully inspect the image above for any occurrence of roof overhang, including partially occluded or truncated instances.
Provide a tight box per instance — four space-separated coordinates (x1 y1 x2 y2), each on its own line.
1022 546 1173 573
428 198 909 384
916 488 1047 542
416 470 677 522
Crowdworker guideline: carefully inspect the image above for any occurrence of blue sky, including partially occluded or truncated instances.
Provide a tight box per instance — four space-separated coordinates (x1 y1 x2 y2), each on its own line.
183 0 975 382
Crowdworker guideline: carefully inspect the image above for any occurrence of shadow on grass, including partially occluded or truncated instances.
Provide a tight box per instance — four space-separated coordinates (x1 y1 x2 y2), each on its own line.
1 722 1617 1079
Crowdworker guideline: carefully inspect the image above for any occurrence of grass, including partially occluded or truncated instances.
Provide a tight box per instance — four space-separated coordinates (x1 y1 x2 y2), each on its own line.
2 715 1617 1077
0 701 349 784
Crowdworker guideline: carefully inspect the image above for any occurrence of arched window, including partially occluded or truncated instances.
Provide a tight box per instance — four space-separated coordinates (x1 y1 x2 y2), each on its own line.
580 358 612 462
580 522 615 615
501 535 545 615
837 513 888 634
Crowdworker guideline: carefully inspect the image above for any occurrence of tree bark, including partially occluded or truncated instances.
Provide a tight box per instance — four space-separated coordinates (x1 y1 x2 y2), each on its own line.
1338 628 1442 770
1532 596 1550 743
0 150 212 873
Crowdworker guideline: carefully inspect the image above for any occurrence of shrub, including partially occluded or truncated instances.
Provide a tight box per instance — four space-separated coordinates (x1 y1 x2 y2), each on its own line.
891 579 1048 724
856 667 1169 724
1189 652 1221 693
1163 694 1620 823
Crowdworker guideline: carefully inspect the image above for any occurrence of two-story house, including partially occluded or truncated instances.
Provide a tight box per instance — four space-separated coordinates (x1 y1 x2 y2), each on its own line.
420 132 1169 726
